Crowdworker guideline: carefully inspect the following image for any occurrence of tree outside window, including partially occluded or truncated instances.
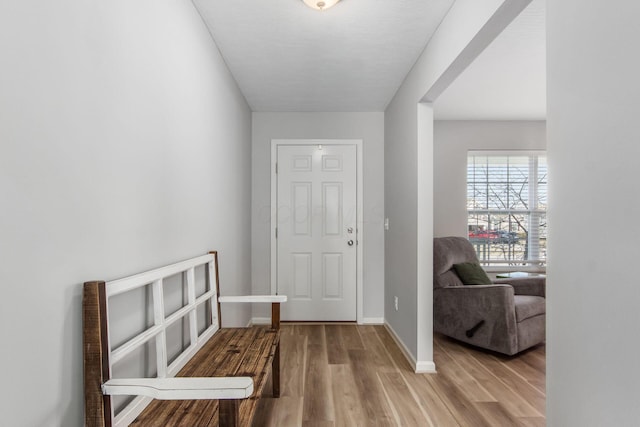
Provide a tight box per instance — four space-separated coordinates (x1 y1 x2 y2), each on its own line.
467 151 547 266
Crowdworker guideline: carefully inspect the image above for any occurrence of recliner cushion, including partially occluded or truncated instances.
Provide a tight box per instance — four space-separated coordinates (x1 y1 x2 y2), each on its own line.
453 262 492 285
514 295 546 322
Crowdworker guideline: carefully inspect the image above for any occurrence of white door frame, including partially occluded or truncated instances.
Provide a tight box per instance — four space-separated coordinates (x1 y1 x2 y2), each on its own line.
271 139 364 324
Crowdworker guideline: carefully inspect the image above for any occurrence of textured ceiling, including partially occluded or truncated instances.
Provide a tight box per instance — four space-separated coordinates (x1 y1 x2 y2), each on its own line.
434 0 546 120
194 0 455 112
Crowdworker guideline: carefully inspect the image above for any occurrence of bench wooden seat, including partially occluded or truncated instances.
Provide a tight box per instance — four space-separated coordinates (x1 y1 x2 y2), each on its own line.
83 251 285 427
132 327 279 427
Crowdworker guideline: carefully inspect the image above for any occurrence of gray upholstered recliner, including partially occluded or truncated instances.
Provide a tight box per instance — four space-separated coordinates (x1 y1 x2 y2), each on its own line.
433 236 545 355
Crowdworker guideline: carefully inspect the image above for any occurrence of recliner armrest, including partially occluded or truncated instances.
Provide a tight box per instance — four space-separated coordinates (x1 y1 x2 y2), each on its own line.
492 276 545 297
433 284 519 354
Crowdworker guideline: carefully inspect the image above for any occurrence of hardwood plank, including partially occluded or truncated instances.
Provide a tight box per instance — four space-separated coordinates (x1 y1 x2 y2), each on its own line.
329 364 366 427
254 326 546 427
297 324 325 347
325 325 349 365
253 396 303 427
518 416 547 427
252 395 274 427
511 344 546 393
521 344 546 368
355 326 396 373
432 337 495 402
473 402 521 426
423 371 494 427
347 349 396 425
273 343 281 397
528 378 546 394
467 351 545 416
302 340 335 422
374 326 414 372
436 336 542 418
279 329 307 398
501 355 546 394
500 343 546 375
339 324 365 350
378 372 432 426
302 421 335 427
400 373 460 427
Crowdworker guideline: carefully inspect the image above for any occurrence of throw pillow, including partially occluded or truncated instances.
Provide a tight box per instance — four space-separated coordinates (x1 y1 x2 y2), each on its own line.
453 262 492 285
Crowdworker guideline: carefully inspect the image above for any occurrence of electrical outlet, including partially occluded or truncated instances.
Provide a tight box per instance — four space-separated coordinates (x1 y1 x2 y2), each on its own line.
394 296 398 311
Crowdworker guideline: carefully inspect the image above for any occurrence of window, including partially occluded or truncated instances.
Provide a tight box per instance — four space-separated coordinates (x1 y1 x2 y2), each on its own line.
467 151 547 266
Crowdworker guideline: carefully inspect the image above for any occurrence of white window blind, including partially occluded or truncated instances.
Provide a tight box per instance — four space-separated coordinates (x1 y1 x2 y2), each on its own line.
467 151 547 266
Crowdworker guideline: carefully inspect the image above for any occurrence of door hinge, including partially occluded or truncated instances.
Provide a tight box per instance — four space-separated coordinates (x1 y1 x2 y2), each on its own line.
275 227 278 238
275 163 278 174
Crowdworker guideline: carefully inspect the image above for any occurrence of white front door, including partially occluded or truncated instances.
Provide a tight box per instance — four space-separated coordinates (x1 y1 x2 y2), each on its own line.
276 144 357 321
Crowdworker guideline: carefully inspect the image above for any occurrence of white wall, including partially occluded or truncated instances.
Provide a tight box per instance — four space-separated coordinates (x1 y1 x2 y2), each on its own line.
0 0 252 425
384 0 527 367
434 120 546 237
251 112 385 321
547 1 640 425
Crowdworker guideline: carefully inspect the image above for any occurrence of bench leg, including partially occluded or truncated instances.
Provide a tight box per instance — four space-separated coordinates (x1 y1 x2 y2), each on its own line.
272 342 281 398
219 399 239 427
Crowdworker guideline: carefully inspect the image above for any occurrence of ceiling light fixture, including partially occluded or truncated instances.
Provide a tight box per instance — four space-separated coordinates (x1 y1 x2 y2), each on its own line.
302 0 341 11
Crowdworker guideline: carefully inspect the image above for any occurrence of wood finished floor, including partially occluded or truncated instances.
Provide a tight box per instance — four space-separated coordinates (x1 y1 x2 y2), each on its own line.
252 324 545 427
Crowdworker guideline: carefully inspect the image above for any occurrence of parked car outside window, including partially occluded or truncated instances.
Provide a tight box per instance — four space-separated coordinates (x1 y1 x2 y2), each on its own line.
468 230 519 244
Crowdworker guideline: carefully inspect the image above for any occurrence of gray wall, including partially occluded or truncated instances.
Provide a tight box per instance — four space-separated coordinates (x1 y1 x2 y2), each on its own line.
251 112 385 321
434 120 546 238
384 97 420 357
0 0 252 425
384 0 516 366
547 1 640 425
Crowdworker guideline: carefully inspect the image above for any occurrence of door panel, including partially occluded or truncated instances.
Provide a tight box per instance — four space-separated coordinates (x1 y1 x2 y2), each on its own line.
277 145 357 321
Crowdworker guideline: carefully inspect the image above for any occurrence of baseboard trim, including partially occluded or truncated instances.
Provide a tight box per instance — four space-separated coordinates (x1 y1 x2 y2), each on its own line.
362 317 385 325
384 322 437 374
415 360 437 373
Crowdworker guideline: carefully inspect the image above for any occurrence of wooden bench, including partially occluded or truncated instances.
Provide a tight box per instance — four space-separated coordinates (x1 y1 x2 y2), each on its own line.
83 251 286 426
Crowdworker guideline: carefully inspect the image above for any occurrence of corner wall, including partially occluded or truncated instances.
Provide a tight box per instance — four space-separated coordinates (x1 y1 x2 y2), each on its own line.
384 0 526 367
434 120 546 238
251 112 385 321
547 1 640 424
0 0 252 425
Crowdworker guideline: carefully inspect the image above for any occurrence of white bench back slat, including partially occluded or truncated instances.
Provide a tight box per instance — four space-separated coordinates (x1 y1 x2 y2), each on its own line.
115 396 153 427
106 254 215 298
101 253 220 427
111 325 165 365
152 279 168 379
110 289 218 366
186 267 199 348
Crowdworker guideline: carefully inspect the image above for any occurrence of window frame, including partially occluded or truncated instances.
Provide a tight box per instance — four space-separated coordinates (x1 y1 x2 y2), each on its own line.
467 150 547 272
